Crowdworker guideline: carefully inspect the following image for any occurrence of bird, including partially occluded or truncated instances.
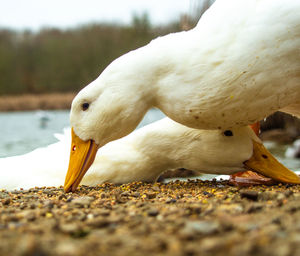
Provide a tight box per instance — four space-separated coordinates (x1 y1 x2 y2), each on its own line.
64 0 300 192
63 119 300 191
1 118 298 190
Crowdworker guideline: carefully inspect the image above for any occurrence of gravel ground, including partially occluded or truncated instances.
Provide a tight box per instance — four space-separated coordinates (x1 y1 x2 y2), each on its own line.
1 180 300 256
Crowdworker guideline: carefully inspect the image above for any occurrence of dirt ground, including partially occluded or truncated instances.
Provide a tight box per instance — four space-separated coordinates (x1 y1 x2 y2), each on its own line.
1 179 300 256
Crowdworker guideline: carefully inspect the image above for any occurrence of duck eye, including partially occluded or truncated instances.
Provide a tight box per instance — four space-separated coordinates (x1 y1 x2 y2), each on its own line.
223 130 233 136
82 102 89 111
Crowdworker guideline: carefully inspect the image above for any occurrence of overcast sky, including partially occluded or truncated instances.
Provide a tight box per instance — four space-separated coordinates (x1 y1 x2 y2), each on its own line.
0 0 194 31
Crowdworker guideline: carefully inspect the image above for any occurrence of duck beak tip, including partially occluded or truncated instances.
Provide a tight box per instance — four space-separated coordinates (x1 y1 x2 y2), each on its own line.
244 140 300 184
64 128 99 192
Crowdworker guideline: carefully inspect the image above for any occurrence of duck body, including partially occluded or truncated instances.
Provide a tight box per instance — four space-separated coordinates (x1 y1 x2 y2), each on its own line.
71 0 300 145
84 118 256 185
3 118 294 191
154 0 300 129
66 0 300 191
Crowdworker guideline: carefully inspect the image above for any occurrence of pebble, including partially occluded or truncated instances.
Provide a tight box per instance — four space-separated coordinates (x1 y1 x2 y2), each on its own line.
259 191 278 201
0 192 10 199
182 220 220 236
166 198 177 204
43 200 54 209
239 189 259 201
147 208 159 217
59 223 81 234
132 192 140 197
86 217 110 228
70 196 94 207
146 192 157 199
245 202 263 213
1 198 11 205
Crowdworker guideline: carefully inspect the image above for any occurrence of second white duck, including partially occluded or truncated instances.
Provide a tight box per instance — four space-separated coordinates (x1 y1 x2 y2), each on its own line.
2 118 298 191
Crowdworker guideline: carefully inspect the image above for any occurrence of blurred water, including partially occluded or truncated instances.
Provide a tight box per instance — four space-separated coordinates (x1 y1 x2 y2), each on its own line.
0 110 69 157
264 141 300 172
0 108 165 158
1 109 300 173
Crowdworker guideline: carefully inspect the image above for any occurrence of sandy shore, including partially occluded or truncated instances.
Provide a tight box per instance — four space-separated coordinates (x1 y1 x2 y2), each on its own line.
1 180 300 256
0 93 76 111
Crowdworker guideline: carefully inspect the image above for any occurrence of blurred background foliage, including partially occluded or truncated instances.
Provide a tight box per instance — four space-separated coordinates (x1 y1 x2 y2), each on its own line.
0 14 194 95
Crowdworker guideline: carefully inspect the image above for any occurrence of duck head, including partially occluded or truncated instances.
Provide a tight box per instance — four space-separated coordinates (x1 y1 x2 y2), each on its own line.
64 54 155 192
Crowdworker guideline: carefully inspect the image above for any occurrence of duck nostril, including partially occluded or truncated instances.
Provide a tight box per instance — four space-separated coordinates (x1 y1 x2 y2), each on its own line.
262 154 268 159
72 145 76 151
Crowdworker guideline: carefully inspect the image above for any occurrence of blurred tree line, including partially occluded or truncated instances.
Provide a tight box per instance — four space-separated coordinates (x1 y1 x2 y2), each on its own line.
0 14 184 95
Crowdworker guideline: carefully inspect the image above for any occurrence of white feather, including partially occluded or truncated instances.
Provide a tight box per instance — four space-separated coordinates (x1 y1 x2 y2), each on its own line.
70 0 300 148
0 118 260 190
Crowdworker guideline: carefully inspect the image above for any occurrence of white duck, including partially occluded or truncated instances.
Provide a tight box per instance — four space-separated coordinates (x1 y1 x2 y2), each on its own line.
1 118 299 191
65 0 300 191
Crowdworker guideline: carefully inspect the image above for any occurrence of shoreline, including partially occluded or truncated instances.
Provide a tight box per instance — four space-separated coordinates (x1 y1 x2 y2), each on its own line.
0 93 76 112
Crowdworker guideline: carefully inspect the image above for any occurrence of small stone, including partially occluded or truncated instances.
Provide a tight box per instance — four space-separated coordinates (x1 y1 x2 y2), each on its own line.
147 208 159 217
58 194 67 200
284 190 293 197
66 196 73 202
166 198 177 204
277 193 286 201
203 191 213 197
146 193 157 199
2 198 11 205
44 200 54 209
218 204 243 214
98 209 111 216
86 217 110 228
0 192 10 199
18 210 36 221
259 191 278 201
285 202 300 213
183 220 220 236
245 203 263 213
24 212 36 222
100 193 107 199
56 241 78 255
132 192 140 197
186 205 202 215
29 203 37 209
71 196 94 207
240 190 258 201
19 203 27 210
121 191 130 197
59 223 81 234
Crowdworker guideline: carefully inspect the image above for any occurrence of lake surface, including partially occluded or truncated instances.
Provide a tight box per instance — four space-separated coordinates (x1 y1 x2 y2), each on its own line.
1 109 300 172
0 109 165 158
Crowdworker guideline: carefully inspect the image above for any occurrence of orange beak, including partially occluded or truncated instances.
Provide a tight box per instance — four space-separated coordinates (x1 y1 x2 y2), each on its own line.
243 122 300 184
64 128 99 192
244 140 300 184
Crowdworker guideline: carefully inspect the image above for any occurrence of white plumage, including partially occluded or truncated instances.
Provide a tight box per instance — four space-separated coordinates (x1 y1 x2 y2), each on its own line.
1 118 264 190
70 0 300 147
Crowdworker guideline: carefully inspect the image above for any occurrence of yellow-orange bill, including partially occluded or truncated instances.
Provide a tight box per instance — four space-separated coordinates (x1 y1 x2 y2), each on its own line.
244 140 300 184
64 128 98 192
